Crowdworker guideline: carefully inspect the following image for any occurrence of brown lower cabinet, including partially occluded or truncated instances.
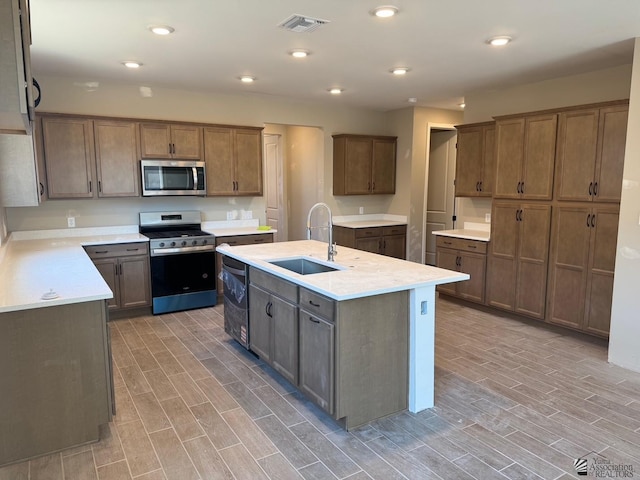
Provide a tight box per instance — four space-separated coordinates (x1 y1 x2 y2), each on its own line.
84 242 151 311
435 236 487 304
333 224 406 259
546 204 619 337
486 202 551 320
246 265 408 429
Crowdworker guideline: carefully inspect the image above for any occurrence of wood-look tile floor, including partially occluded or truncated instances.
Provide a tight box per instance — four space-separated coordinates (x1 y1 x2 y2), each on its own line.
2 297 640 480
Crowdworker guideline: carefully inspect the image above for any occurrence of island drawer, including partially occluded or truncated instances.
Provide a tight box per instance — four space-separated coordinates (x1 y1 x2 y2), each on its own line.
250 267 298 303
84 242 149 259
300 288 335 321
435 237 487 254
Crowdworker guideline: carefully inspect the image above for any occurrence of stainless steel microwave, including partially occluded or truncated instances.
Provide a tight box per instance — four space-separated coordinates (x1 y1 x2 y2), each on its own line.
141 160 206 196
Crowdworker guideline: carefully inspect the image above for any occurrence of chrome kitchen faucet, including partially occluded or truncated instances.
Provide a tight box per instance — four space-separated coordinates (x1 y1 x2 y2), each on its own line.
306 202 337 261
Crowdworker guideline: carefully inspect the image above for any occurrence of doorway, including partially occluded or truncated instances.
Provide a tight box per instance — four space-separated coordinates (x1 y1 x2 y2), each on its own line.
263 133 285 242
424 127 457 265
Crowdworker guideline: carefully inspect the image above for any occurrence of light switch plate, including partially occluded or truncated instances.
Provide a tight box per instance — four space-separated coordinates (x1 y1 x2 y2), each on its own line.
485 213 491 223
67 217 75 228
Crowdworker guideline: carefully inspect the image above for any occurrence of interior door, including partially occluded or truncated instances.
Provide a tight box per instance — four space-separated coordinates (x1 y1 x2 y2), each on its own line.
425 129 457 265
264 134 285 241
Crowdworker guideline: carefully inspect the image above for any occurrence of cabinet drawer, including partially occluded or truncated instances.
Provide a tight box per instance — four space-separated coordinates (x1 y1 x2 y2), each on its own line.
250 267 298 303
436 236 487 254
382 225 406 236
354 227 381 238
299 288 335 321
216 233 273 247
85 242 149 259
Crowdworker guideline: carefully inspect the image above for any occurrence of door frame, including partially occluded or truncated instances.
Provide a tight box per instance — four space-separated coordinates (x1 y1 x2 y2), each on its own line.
263 133 286 241
421 122 458 265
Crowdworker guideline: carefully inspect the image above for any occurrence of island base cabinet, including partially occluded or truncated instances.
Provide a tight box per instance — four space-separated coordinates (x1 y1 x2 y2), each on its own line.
299 310 335 414
0 301 112 467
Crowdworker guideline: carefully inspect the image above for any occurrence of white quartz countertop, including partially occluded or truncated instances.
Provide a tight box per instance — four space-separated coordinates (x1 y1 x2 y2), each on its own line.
0 231 148 313
333 214 407 229
432 229 490 242
206 227 276 237
217 240 468 301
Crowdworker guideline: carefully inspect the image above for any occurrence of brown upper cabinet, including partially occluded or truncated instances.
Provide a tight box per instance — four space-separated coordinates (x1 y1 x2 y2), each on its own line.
40 115 140 199
203 126 263 196
333 134 397 195
494 114 557 200
454 122 495 197
139 123 202 160
554 103 628 203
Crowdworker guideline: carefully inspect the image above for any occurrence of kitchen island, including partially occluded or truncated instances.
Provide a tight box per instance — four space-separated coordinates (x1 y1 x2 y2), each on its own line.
217 239 468 428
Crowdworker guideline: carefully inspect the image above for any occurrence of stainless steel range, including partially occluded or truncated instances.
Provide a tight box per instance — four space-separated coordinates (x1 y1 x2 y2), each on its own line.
139 211 217 314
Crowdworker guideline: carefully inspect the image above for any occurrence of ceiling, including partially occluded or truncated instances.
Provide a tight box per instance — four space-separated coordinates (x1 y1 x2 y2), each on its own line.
28 0 640 112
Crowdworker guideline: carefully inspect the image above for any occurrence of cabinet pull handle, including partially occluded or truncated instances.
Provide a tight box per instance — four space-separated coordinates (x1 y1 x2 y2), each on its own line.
591 214 596 228
519 210 523 222
126 248 139 251
98 181 102 193
253 239 265 243
95 250 109 254
586 214 591 227
443 241 452 245
266 301 272 317
515 209 519 221
39 182 44 195
89 180 92 193
308 316 320 324
467 245 477 249
372 182 375 191
309 300 320 307
368 182 371 191
520 182 524 194
593 182 598 196
479 181 483 192
517 181 521 194
589 182 593 196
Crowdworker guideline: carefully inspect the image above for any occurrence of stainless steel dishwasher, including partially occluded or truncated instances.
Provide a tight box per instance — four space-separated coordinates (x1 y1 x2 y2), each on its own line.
221 255 250 348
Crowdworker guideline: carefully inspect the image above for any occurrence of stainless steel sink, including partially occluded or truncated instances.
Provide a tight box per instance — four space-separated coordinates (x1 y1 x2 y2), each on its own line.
268 257 343 275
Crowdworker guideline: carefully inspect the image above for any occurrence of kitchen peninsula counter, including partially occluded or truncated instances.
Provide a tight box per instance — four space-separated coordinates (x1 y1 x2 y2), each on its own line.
217 239 468 422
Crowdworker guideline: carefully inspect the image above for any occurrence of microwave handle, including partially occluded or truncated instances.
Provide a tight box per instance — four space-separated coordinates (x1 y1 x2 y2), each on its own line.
192 167 198 190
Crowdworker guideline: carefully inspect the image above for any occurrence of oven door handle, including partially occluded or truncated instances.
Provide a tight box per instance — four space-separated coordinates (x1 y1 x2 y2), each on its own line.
151 245 215 256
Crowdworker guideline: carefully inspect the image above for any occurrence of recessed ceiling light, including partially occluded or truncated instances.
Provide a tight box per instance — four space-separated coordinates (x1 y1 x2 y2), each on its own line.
290 49 310 58
487 36 512 46
328 88 343 95
458 102 466 108
391 67 409 75
149 25 175 35
122 61 142 69
371 6 399 17
240 75 256 83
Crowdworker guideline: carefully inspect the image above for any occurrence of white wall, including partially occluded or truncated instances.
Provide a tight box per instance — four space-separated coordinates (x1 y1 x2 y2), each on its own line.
609 39 640 372
6 75 393 233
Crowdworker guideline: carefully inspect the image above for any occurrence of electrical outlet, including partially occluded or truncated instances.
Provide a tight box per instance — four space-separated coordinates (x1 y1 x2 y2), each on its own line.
226 211 234 221
485 213 491 223
241 210 253 220
67 217 75 228
359 206 364 215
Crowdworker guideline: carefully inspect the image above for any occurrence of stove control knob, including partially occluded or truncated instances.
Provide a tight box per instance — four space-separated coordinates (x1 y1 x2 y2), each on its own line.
202 239 208 245
181 240 187 247
159 242 165 247
170 241 176 247
192 240 198 246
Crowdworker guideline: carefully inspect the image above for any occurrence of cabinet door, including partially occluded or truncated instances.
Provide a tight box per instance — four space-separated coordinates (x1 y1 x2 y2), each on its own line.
554 109 599 202
94 120 139 197
355 237 381 255
546 206 591 329
515 204 551 319
119 255 151 309
344 137 373 194
371 138 396 194
594 106 628 203
93 258 120 310
170 125 202 160
382 234 406 259
521 114 557 200
248 285 271 361
203 127 235 195
435 248 459 297
234 128 263 195
584 206 619 337
42 117 95 198
299 310 334 414
494 118 525 199
458 252 486 304
480 125 495 196
271 296 298 385
455 126 484 196
139 123 172 159
486 202 519 310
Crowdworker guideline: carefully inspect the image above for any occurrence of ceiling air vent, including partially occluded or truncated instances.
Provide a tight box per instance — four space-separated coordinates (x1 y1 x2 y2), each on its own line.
278 14 329 33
